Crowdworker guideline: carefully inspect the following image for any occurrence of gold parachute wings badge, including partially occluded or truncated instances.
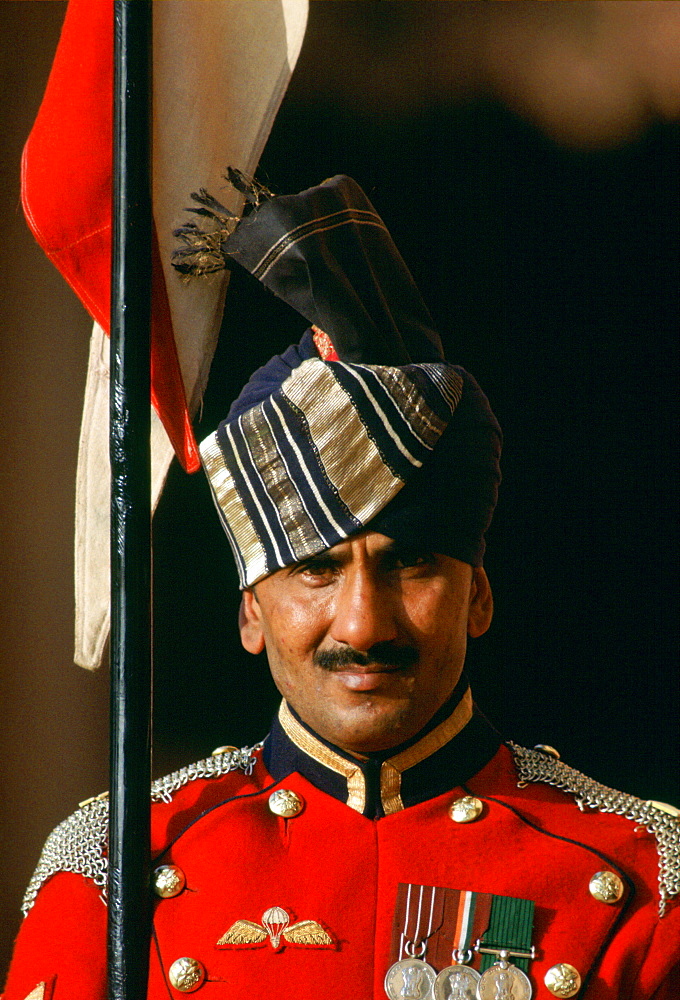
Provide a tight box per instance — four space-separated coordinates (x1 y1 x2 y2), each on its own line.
216 906 335 951
216 919 268 946
282 919 333 945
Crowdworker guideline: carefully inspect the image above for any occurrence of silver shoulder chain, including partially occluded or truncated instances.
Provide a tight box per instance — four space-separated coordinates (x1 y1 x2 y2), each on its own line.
21 794 109 918
508 742 680 917
21 744 260 917
150 744 260 804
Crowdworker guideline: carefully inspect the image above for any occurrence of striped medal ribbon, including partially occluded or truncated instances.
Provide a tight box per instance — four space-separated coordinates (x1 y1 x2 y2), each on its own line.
384 884 440 999
432 890 492 999
386 887 535 999
475 895 535 1000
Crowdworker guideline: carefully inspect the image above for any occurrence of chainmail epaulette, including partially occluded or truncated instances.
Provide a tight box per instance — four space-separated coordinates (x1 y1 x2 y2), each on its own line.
508 742 680 917
21 745 259 917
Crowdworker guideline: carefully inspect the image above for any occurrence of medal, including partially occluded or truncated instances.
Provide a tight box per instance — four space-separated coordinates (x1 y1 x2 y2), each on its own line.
433 963 480 999
474 892 535 999
385 885 439 999
432 886 488 1000
476 957 532 999
386 886 536 1000
384 957 437 999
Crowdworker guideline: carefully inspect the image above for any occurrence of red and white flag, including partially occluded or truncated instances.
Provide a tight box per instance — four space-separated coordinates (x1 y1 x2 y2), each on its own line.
21 0 308 668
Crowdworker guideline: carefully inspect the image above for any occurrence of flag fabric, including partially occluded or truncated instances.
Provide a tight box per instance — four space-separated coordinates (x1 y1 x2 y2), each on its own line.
21 0 309 668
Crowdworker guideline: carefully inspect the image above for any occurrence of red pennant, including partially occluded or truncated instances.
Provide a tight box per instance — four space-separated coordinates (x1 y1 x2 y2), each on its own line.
21 0 199 472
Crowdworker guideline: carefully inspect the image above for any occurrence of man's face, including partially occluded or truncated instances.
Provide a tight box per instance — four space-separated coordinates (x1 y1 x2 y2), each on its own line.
240 531 492 754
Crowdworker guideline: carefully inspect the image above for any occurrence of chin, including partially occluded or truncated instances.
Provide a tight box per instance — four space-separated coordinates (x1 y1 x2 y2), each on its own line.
323 700 429 754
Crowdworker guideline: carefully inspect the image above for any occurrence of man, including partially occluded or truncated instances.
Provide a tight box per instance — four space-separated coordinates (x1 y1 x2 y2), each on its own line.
3 176 678 999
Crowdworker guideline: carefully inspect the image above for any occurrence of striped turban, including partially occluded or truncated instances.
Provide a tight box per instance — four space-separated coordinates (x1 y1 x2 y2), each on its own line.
197 176 501 588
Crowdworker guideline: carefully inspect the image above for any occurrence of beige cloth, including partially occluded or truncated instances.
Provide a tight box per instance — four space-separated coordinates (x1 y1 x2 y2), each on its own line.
74 0 308 668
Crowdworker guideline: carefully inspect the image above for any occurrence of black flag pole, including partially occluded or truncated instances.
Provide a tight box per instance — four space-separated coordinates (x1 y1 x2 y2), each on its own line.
109 2 153 998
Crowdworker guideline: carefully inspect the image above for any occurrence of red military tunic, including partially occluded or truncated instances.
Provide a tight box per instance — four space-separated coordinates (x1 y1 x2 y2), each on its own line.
3 690 679 1000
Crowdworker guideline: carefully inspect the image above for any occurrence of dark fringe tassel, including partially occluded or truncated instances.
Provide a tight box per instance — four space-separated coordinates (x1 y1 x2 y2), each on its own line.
226 166 274 208
171 168 274 278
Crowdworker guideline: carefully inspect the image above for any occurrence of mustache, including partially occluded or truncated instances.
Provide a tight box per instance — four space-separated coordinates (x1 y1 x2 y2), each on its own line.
314 643 419 671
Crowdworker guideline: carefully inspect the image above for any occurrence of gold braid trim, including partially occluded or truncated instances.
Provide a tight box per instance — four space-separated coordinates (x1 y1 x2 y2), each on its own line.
280 690 473 816
279 702 366 813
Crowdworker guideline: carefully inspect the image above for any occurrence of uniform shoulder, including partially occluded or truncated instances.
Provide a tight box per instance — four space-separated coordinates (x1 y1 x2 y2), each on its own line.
21 793 109 919
507 742 680 915
150 743 261 806
21 743 261 918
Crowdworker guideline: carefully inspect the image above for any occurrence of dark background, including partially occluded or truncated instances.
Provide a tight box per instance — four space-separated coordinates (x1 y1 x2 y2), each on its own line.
2 0 678 979
155 101 679 797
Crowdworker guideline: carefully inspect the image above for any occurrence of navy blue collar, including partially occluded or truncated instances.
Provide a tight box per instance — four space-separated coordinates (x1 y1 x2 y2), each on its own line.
262 678 501 819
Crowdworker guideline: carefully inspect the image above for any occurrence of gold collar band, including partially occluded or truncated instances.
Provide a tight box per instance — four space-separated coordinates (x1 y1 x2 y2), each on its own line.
278 689 473 816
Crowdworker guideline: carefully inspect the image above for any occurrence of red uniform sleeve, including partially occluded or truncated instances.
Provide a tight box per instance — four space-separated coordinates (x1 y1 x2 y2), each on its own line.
2 872 107 1000
649 965 680 1000
639 915 680 1000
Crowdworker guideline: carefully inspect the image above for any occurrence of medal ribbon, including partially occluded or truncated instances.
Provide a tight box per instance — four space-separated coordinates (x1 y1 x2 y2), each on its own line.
450 890 492 963
399 884 442 959
389 886 534 974
478 895 535 972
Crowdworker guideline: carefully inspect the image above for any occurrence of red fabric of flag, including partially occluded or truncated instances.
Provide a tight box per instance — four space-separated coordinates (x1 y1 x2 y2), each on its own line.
21 0 199 472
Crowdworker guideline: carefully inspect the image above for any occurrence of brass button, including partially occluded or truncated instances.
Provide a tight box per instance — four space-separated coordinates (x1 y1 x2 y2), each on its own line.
534 744 561 760
154 865 186 899
168 957 205 993
589 870 624 904
544 963 582 998
449 795 483 824
211 745 238 756
268 789 304 818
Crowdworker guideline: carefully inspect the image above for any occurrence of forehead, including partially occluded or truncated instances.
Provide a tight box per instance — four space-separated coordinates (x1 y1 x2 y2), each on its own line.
304 531 405 560
271 530 425 570
253 531 469 591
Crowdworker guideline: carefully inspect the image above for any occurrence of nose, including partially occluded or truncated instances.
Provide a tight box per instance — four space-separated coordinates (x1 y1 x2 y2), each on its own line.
328 563 398 653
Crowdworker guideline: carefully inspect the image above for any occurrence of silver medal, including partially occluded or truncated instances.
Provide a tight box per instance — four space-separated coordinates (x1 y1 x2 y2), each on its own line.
384 957 437 999
476 962 532 1000
433 963 481 999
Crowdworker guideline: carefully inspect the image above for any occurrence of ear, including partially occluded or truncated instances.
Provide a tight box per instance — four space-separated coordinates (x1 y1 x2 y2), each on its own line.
467 567 493 638
239 588 266 654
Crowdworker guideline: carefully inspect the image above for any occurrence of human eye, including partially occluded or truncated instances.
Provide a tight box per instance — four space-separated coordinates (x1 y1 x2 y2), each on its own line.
387 547 437 573
290 555 340 585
